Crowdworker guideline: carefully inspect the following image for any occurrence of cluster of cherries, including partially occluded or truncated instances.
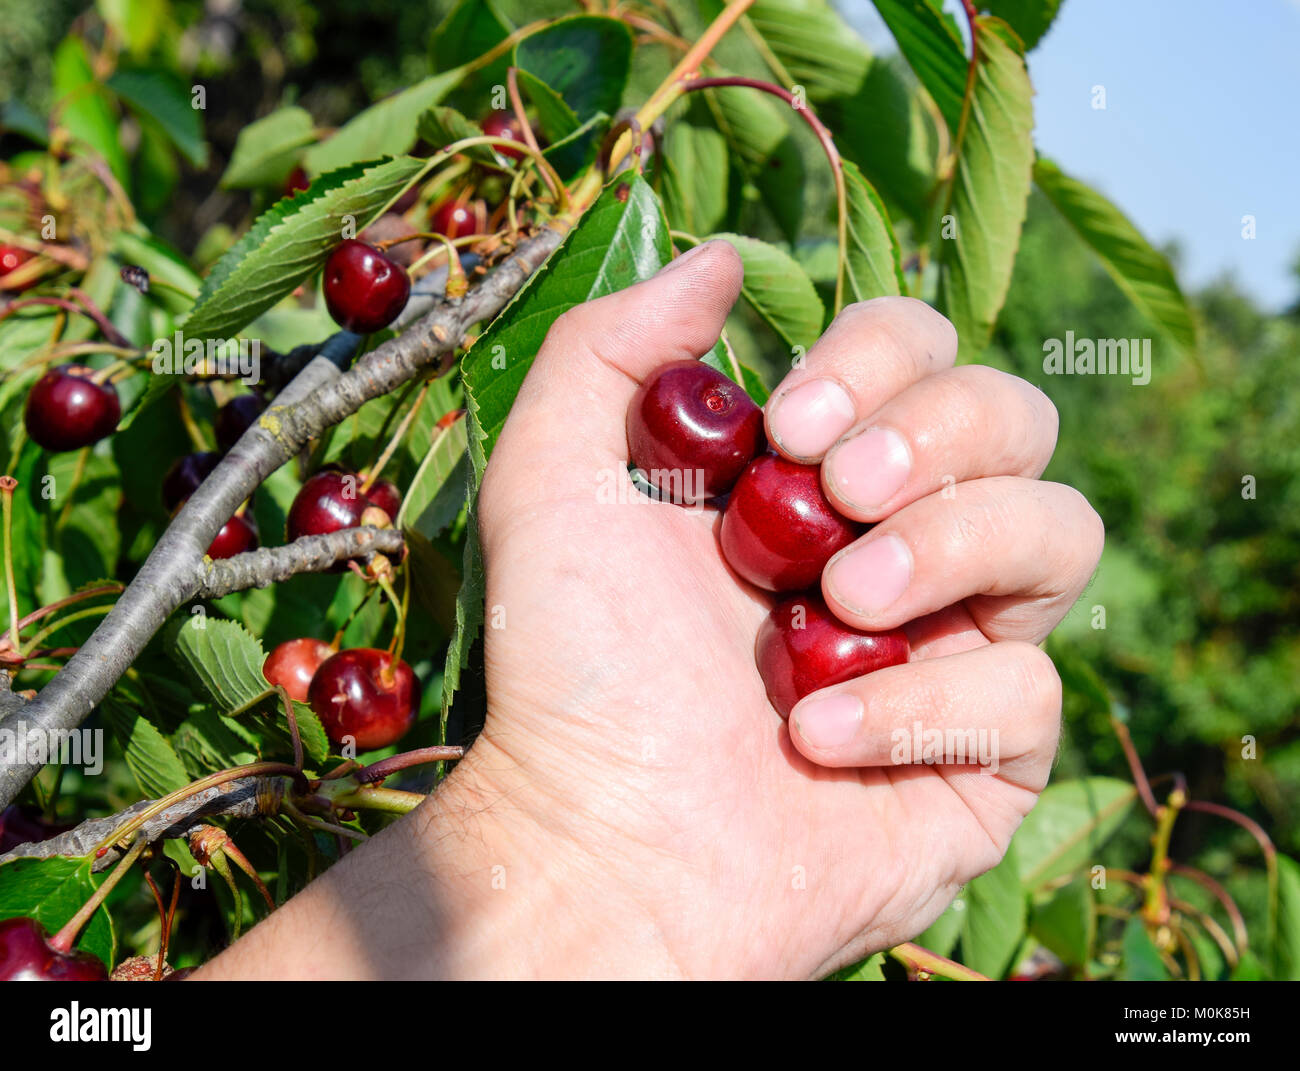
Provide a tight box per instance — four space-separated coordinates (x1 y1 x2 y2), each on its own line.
627 360 910 719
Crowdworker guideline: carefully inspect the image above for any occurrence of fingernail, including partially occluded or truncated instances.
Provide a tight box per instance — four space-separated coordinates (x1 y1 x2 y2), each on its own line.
826 533 912 617
766 378 855 460
656 242 710 275
793 692 862 750
826 427 911 511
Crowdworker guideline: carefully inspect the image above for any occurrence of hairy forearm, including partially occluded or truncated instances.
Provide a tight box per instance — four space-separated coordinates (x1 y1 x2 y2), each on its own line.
195 738 682 980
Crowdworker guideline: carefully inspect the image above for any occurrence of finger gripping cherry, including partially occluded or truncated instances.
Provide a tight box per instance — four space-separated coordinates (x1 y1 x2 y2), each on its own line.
24 366 121 453
263 638 336 703
323 240 410 334
0 917 108 981
308 648 419 751
756 593 909 719
627 360 764 502
720 453 861 591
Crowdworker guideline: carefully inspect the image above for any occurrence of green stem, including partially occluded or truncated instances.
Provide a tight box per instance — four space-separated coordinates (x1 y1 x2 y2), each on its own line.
1 476 20 651
50 834 148 953
20 603 114 657
889 942 988 981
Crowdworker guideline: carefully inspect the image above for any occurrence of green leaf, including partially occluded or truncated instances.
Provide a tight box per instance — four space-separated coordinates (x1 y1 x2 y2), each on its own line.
168 617 275 713
107 68 207 167
416 106 494 166
1033 156 1197 353
401 414 470 540
842 159 906 299
981 0 1063 51
1013 777 1138 889
513 16 634 123
1274 854 1300 980
220 107 315 190
514 70 580 147
0 857 115 967
100 696 190 798
828 951 886 980
870 0 968 133
431 0 511 73
446 172 670 709
304 71 464 176
659 107 730 237
52 35 128 184
960 844 1025 977
705 233 824 350
0 446 44 630
1031 875 1096 967
748 0 873 101
186 155 426 340
1118 917 1170 980
706 82 806 244
935 16 1035 359
97 0 165 57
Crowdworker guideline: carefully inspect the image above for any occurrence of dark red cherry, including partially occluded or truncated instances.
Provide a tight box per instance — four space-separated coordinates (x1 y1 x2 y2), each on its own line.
756 592 909 718
627 360 764 501
720 453 860 592
206 509 258 559
0 917 108 981
430 197 485 240
0 806 74 853
308 648 419 750
214 394 264 451
0 245 37 291
163 451 221 511
481 111 528 160
322 240 410 334
263 637 336 703
23 366 121 453
364 478 401 522
283 166 311 196
286 470 368 541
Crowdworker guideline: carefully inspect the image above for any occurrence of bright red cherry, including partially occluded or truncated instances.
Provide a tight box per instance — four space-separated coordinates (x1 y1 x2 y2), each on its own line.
322 240 410 334
430 196 485 240
0 245 37 291
308 648 419 750
286 470 368 541
720 453 861 592
627 360 764 501
0 917 108 981
756 592 909 718
23 366 121 453
481 111 528 160
364 477 401 522
263 637 336 703
163 451 221 511
215 394 264 451
206 509 258 559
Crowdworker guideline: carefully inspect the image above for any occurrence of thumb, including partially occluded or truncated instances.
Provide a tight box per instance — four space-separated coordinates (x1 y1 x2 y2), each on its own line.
483 239 744 512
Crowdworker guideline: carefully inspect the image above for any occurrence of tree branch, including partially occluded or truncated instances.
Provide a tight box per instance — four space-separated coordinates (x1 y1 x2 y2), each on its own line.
0 776 285 871
0 227 565 808
195 526 405 598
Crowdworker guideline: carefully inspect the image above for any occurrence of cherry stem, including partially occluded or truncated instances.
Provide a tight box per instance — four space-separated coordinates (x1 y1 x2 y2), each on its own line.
1 476 20 651
19 603 114 658
275 683 304 773
330 586 379 649
354 745 466 784
220 836 276 911
0 293 131 348
282 798 366 841
443 135 568 213
360 379 431 497
207 849 245 939
329 784 427 815
1183 798 1279 957
1110 715 1160 817
50 834 148 953
889 942 988 981
177 388 213 452
0 582 122 652
143 864 182 979
54 447 90 532
1141 785 1185 923
1167 861 1249 954
506 67 544 159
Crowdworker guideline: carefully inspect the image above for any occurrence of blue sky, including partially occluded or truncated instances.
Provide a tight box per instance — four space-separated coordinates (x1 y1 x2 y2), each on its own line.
837 0 1300 311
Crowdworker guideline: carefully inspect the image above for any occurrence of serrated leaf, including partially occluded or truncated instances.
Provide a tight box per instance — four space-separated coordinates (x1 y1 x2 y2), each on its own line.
747 0 873 102
960 844 1025 977
107 67 207 166
445 173 670 710
981 0 1063 51
100 695 190 798
304 71 464 176
514 70 580 147
416 106 495 165
220 106 315 190
1033 155 1197 353
513 16 633 123
168 617 274 713
936 16 1035 359
0 857 115 967
401 413 469 539
186 155 426 340
842 159 906 299
1013 777 1138 888
871 0 968 132
704 232 824 350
